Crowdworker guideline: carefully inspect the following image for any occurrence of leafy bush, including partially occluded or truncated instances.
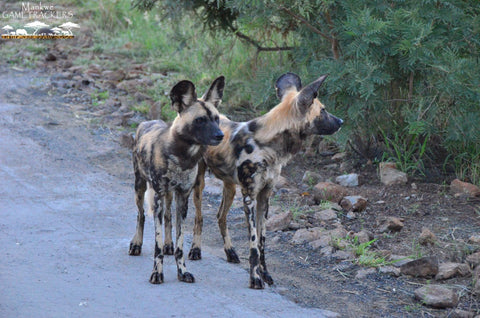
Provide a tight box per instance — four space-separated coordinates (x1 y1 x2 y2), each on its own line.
126 1 480 183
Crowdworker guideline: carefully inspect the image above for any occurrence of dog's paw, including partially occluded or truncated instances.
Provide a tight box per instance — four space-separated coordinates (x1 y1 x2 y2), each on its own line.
149 272 164 284
188 247 202 260
249 277 265 289
128 243 142 256
178 272 195 283
225 248 240 263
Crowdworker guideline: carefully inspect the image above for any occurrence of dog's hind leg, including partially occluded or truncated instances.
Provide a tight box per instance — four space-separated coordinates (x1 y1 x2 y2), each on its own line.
163 191 174 255
175 189 195 283
218 181 240 263
150 191 165 284
256 186 274 286
129 169 147 256
189 160 206 260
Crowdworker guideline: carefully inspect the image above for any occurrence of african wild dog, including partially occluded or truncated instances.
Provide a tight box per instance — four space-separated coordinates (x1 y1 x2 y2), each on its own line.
128 76 225 284
187 73 343 288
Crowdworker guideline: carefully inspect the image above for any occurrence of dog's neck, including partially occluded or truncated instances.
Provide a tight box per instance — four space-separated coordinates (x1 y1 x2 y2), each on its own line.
168 131 205 170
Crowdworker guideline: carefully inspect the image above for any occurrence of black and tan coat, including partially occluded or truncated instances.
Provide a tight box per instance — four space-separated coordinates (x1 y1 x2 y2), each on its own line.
128 76 225 284
186 73 343 288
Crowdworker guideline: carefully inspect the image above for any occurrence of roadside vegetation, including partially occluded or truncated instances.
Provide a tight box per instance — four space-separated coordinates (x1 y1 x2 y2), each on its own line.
1 0 479 185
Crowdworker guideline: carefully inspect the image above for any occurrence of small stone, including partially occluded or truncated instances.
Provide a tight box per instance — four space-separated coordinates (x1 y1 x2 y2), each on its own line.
102 69 126 82
466 251 480 268
473 268 480 295
378 266 401 277
450 179 480 197
134 91 151 102
379 162 407 186
332 152 346 161
331 250 355 261
266 211 292 232
355 268 376 279
320 246 334 256
292 227 324 244
378 217 404 233
314 209 338 221
468 234 480 245
353 230 374 244
400 256 439 277
302 170 322 185
335 173 359 187
418 228 437 246
310 236 331 249
346 211 356 219
45 52 57 61
313 182 347 204
414 285 459 308
340 195 367 212
435 262 471 280
451 309 475 318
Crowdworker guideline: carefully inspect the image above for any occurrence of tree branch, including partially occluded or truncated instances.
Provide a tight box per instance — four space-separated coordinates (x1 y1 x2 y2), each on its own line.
278 6 332 41
234 30 294 52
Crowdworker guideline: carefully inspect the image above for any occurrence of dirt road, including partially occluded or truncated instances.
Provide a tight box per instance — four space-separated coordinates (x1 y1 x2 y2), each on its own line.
0 67 338 317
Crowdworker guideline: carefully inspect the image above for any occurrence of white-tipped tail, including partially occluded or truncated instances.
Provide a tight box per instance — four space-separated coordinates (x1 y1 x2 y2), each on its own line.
145 183 155 217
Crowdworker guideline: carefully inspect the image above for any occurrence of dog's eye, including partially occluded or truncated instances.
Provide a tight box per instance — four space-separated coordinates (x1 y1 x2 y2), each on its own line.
195 117 206 124
214 116 219 124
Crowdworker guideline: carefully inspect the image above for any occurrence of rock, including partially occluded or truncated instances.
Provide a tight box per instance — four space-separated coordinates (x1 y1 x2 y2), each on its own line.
346 211 356 219
390 255 413 267
332 152 346 161
450 179 480 197
302 170 322 185
335 173 359 187
310 235 332 249
400 256 439 277
355 268 376 279
45 52 57 61
468 234 480 245
314 209 337 221
134 91 152 102
103 69 126 82
266 211 292 232
473 268 480 295
340 195 367 212
466 251 480 268
414 284 459 308
451 309 476 318
320 246 334 256
332 250 355 261
418 227 437 246
313 182 347 204
292 227 324 244
353 230 374 244
309 225 348 250
378 217 404 233
378 266 401 277
379 162 408 186
435 262 471 280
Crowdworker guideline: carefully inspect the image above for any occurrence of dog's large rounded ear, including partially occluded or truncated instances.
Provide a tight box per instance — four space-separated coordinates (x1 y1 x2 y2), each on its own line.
201 76 225 108
275 72 302 100
296 74 328 113
170 80 197 113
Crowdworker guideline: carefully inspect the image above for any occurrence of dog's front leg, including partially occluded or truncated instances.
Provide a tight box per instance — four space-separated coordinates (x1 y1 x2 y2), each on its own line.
175 189 195 283
189 160 206 260
150 191 165 284
242 192 264 289
163 191 174 255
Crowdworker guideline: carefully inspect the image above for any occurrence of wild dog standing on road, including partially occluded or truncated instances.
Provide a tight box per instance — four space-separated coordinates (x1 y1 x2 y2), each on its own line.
128 76 225 284
187 73 343 289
